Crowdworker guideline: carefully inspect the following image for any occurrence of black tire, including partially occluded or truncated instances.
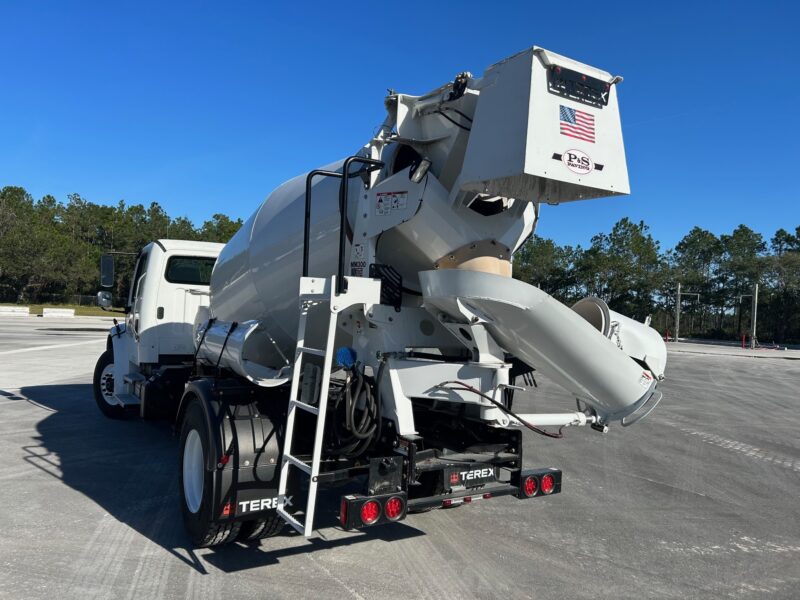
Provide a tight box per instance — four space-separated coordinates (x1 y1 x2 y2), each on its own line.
237 515 285 542
93 349 128 419
179 398 241 547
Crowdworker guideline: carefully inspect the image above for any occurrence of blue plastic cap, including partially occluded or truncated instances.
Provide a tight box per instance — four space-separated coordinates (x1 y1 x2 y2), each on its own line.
336 346 358 368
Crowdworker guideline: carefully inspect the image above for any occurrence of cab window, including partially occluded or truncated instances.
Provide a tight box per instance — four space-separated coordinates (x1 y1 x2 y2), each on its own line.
164 256 216 286
128 251 149 308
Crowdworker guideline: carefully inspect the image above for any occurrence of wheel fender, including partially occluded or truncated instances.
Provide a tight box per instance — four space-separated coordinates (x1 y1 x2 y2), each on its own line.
177 379 229 473
176 379 285 522
107 321 127 352
107 323 134 397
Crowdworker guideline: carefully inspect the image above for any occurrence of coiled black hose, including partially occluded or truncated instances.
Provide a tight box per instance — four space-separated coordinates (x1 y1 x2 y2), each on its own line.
329 362 385 458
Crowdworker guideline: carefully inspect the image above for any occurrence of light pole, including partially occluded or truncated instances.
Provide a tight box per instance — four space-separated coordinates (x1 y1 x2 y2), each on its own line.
752 283 759 349
738 283 759 349
674 282 700 342
675 282 680 342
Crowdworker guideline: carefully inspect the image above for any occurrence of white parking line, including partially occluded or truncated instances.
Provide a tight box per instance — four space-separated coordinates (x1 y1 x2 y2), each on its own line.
0 338 105 356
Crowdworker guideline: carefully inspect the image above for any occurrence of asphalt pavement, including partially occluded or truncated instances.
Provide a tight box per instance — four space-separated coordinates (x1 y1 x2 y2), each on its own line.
0 316 798 599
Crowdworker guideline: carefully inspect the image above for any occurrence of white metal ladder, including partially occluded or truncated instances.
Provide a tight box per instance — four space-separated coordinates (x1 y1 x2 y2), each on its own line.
276 275 380 536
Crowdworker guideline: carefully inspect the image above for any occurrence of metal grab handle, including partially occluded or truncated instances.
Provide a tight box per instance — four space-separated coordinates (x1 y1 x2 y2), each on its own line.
301 157 384 295
337 157 384 294
303 169 342 278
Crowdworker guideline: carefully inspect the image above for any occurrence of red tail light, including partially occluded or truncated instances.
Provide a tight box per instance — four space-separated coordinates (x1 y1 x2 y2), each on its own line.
340 492 408 530
523 475 538 497
361 500 381 525
541 473 555 495
384 496 404 520
514 468 561 499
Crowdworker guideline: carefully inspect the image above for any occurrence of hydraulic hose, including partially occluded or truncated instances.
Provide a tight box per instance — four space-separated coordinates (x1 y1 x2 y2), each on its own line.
437 380 564 439
327 362 385 458
346 368 377 440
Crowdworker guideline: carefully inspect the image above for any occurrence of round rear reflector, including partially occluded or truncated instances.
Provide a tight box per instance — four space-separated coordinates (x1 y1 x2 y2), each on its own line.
541 473 555 495
361 500 381 525
384 496 404 520
523 475 538 497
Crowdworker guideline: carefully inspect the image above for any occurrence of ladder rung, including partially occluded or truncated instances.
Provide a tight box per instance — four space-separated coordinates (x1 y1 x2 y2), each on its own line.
277 506 305 534
289 398 319 415
297 346 325 357
283 453 312 474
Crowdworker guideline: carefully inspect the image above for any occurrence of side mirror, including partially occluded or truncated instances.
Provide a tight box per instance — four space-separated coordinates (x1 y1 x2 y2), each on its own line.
100 254 115 288
97 290 113 308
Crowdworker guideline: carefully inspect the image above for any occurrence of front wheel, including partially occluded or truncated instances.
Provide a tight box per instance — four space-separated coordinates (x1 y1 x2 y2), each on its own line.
179 398 241 547
93 349 127 419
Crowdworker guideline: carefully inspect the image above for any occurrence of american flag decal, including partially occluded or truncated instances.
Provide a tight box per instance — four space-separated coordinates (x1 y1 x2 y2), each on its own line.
559 105 595 143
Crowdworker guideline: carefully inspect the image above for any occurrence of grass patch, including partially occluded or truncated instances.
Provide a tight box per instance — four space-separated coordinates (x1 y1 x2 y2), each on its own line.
0 303 124 317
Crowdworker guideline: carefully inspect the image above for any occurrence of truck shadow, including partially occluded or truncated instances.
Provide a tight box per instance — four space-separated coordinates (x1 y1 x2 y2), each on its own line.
19 383 425 574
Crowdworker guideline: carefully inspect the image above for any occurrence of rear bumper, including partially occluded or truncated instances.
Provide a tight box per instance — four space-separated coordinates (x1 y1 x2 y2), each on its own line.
407 482 519 511
407 467 562 511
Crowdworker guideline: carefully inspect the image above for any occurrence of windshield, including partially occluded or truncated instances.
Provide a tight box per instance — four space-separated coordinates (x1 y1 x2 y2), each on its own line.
164 256 216 285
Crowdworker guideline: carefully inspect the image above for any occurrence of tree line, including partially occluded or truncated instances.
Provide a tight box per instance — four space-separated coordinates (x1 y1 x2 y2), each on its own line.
0 186 241 305
514 218 800 344
1 185 798 343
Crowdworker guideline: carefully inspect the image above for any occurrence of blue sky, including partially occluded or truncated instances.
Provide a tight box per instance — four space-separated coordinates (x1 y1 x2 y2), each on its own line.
1 1 797 250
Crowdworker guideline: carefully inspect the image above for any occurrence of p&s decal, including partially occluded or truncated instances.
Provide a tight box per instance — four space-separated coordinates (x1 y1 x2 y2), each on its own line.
552 151 604 173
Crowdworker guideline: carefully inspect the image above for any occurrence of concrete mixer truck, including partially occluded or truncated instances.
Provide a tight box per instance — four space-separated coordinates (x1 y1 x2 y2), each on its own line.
93 46 667 547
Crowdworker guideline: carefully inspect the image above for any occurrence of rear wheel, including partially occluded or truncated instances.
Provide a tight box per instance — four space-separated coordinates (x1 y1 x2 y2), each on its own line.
93 349 127 419
237 515 284 542
179 398 241 547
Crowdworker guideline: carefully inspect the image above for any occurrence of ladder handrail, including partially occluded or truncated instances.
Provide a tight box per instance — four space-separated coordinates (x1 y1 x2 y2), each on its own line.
337 157 384 295
303 169 341 278
301 157 384 294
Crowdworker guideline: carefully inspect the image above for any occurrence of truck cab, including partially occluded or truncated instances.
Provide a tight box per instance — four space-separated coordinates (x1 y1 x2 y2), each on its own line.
94 239 223 418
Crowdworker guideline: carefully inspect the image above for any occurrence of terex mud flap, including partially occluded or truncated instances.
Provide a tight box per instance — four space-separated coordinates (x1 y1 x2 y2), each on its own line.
177 378 290 525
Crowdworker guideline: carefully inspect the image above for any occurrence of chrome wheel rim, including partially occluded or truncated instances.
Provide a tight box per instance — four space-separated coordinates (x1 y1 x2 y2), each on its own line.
99 363 115 405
